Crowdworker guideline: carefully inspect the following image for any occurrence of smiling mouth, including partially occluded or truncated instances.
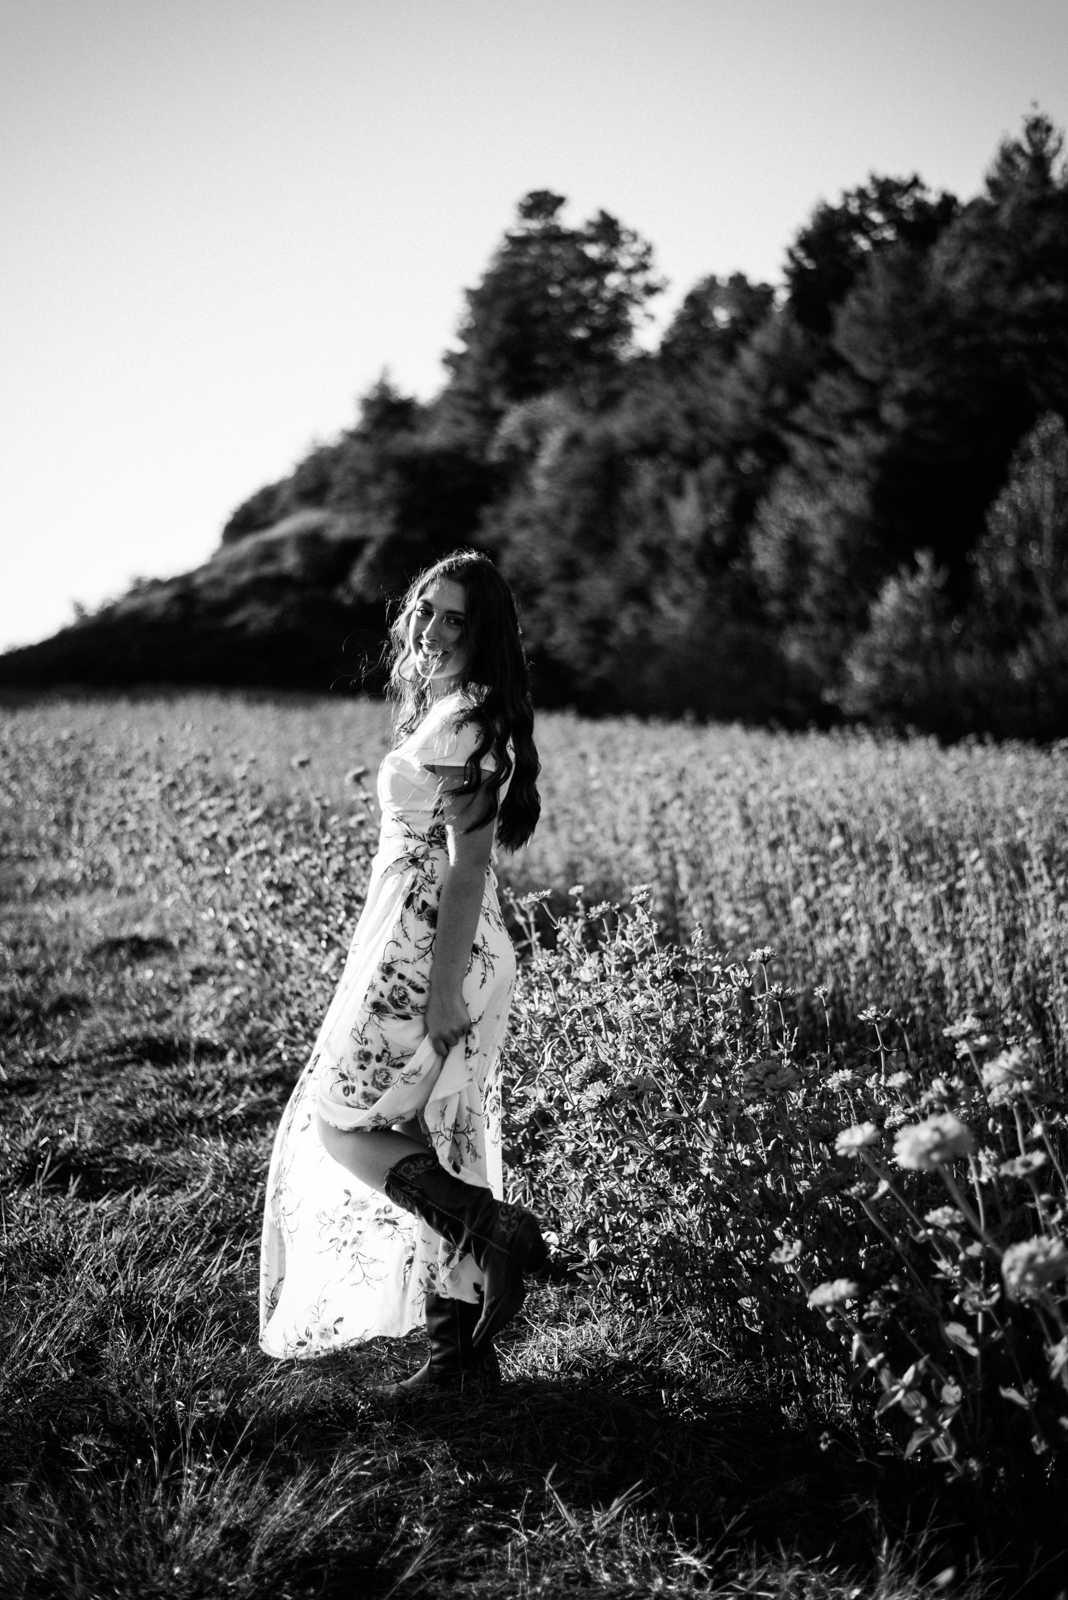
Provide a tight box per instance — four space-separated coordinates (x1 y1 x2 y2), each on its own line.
417 643 450 667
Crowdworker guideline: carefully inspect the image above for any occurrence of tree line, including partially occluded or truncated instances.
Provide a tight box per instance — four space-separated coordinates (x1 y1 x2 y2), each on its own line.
6 112 1068 735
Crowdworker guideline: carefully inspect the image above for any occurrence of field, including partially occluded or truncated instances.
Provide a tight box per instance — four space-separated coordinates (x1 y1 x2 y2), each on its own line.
2 691 1068 1599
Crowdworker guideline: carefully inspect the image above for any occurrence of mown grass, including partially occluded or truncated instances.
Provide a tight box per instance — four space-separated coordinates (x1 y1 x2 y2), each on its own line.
2 691 1067 1598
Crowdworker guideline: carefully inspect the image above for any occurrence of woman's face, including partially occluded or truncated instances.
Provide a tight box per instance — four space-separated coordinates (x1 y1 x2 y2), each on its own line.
407 577 470 689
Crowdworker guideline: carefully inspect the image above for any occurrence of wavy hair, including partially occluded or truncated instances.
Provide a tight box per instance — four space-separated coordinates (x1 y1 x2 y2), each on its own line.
387 551 541 851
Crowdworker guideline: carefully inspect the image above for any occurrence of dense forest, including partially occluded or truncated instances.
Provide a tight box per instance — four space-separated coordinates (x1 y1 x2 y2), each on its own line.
4 111 1068 735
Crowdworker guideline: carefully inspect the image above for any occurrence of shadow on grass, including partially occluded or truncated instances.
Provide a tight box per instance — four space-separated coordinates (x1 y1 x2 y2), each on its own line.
270 1331 1014 1597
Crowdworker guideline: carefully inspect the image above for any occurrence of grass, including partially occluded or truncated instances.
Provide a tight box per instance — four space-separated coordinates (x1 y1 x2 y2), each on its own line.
2 690 1067 1598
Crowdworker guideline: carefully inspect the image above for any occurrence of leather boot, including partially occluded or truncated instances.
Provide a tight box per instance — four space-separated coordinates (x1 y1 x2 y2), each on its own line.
383 1292 501 1398
383 1152 553 1353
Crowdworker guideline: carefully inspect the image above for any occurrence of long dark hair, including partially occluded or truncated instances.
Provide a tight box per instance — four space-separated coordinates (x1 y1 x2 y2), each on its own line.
387 551 541 850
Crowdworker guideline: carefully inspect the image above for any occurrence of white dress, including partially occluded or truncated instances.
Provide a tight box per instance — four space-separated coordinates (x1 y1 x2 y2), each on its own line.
259 690 516 1360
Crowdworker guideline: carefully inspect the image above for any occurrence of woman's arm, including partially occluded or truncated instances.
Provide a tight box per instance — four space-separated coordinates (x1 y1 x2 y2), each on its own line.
424 768 495 1058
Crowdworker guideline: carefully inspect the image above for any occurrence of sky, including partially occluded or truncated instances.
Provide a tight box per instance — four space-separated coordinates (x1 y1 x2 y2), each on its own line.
2 0 1067 654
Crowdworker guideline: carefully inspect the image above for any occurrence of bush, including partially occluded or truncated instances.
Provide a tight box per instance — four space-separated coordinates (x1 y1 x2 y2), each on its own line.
505 889 1068 1481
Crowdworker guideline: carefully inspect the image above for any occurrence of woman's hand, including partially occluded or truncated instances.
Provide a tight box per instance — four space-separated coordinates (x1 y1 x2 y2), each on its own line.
425 986 472 1059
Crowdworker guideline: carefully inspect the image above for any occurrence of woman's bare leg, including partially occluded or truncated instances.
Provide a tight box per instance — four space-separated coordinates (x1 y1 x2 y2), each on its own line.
317 1114 430 1192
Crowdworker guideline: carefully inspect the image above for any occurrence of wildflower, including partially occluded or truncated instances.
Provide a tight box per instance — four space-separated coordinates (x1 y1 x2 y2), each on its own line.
567 884 585 898
893 1114 975 1171
925 1206 963 1229
1001 1237 1068 1301
943 1014 984 1041
770 1239 803 1265
955 1036 991 1058
516 889 552 907
748 946 773 964
999 1152 1047 1179
858 1006 891 1024
628 883 653 905
981 1048 1034 1106
835 1122 880 1157
825 1069 859 1091
808 1279 860 1309
741 1058 798 1096
887 1071 911 1089
579 1081 612 1111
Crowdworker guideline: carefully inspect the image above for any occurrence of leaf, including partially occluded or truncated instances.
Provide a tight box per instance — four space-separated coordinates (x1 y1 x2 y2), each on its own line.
899 1389 926 1418
998 1385 1032 1409
942 1321 979 1357
904 1425 937 1457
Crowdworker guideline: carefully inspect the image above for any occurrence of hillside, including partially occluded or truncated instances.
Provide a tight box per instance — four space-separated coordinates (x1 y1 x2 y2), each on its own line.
0 511 386 694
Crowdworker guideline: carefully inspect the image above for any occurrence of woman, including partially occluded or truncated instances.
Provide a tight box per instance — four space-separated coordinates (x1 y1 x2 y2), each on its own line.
259 550 555 1392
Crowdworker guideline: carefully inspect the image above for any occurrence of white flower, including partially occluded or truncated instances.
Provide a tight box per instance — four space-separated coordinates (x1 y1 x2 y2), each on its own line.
826 1069 859 1091
999 1152 1047 1179
770 1239 803 1265
887 1071 911 1089
1001 1237 1068 1301
925 1206 964 1229
808 1279 860 1309
579 1081 611 1110
981 1048 1034 1107
835 1122 880 1157
893 1114 975 1171
943 1014 984 1041
954 1035 991 1057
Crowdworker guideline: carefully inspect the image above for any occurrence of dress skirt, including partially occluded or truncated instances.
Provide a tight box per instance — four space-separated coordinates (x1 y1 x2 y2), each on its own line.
258 831 515 1361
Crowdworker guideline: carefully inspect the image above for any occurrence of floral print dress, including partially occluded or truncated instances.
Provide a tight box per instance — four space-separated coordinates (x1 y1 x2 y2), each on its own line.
259 691 515 1359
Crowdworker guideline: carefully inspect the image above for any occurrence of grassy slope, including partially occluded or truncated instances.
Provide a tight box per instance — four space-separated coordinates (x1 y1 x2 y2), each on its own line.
3 692 1066 1598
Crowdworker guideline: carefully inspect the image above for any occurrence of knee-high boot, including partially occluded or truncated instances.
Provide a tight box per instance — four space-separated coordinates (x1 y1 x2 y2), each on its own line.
383 1292 501 1397
383 1151 553 1353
